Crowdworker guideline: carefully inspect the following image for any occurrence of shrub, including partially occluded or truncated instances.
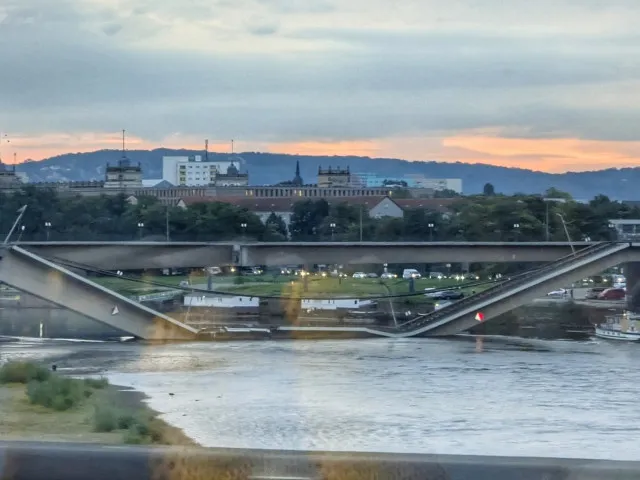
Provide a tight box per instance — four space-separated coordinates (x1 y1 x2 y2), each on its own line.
84 377 109 389
92 404 118 432
123 427 146 445
117 412 137 430
0 361 50 384
26 376 84 411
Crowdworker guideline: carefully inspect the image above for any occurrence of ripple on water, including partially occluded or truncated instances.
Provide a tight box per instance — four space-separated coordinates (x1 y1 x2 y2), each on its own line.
6 336 640 460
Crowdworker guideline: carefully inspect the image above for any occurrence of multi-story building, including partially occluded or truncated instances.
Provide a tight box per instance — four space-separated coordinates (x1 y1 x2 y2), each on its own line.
351 172 463 193
317 166 351 188
0 161 22 189
104 157 143 189
162 155 248 187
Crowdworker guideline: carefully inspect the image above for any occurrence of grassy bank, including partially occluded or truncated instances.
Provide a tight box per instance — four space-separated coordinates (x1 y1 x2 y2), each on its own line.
0 361 196 446
222 277 487 299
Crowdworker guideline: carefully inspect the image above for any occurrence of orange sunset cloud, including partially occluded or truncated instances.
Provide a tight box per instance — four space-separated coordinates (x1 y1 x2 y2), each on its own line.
4 132 640 174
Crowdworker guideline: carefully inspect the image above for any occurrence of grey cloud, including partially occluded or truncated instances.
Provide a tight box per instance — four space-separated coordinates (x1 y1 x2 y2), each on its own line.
255 0 334 14
3 0 640 145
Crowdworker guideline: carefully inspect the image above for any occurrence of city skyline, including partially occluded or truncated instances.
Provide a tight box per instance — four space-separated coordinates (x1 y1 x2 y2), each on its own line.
2 1 640 173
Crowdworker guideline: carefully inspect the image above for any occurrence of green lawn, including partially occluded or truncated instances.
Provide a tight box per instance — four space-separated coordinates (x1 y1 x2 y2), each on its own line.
91 272 489 301
220 276 481 298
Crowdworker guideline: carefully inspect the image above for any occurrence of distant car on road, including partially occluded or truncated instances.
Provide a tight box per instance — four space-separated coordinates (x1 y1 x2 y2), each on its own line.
381 272 397 279
585 287 607 299
598 288 626 300
546 288 567 297
402 269 422 279
426 290 464 300
352 272 367 279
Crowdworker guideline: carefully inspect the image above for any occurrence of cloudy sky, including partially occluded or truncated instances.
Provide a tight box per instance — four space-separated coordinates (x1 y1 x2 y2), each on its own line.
1 0 640 172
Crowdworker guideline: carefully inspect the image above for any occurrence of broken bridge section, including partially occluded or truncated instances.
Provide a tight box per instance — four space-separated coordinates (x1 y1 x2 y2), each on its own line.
0 246 197 340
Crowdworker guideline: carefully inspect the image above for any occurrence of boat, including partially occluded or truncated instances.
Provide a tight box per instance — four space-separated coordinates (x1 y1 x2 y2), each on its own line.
595 311 640 341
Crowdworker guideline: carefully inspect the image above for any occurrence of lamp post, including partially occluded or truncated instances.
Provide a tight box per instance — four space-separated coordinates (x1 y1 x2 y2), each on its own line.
513 223 520 242
556 213 575 255
240 222 247 241
543 197 567 241
44 221 52 241
427 223 434 242
17 225 25 243
137 222 144 240
330 222 336 241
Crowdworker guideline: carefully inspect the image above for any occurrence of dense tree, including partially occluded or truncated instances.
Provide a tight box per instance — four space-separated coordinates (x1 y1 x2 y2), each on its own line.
2 187 639 243
265 213 288 241
483 183 495 196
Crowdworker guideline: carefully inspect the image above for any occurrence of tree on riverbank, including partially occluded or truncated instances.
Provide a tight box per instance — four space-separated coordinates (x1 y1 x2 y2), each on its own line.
1 187 638 242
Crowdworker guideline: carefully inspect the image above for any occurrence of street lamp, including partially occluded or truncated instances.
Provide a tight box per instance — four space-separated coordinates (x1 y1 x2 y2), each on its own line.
17 225 25 242
137 222 144 240
608 223 617 241
329 222 336 241
44 221 52 241
556 213 575 255
240 222 247 241
543 197 567 241
513 223 520 242
427 223 435 242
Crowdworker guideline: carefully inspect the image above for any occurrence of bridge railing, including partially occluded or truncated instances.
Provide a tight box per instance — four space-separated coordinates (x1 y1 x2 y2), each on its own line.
396 241 622 332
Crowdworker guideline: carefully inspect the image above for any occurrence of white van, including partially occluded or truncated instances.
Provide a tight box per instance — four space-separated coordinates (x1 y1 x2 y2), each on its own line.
402 269 421 279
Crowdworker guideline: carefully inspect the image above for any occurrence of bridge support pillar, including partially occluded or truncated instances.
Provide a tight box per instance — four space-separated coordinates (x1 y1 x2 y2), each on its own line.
0 246 197 340
626 262 640 312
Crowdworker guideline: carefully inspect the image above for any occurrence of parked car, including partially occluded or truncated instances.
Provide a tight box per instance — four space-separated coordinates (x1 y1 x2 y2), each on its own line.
402 269 422 279
352 272 367 279
367 273 379 278
598 288 626 300
546 288 567 297
381 272 397 279
585 287 607 299
426 290 465 300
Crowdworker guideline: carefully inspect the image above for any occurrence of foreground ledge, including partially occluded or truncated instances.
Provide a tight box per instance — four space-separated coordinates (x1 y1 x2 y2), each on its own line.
0 442 637 480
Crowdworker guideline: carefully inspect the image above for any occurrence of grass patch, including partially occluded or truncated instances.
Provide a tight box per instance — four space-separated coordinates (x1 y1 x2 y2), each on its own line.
84 377 109 389
26 375 90 411
0 361 51 384
1 362 196 446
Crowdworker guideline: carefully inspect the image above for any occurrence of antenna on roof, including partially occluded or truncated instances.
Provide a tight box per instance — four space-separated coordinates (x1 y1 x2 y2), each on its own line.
122 129 126 157
231 139 234 154
205 139 209 162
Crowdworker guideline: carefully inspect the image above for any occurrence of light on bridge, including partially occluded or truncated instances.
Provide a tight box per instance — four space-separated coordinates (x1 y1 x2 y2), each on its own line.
475 312 485 322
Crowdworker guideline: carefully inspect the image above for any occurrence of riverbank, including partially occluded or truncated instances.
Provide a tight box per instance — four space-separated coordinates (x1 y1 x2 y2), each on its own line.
0 362 197 446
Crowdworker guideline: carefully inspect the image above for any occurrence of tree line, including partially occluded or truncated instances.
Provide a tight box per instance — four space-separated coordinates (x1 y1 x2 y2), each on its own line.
0 185 637 242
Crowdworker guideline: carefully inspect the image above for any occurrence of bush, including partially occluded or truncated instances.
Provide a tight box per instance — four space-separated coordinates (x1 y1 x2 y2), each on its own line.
84 377 109 389
26 376 84 411
93 403 144 433
0 361 50 384
93 404 118 432
117 412 137 430
123 427 147 445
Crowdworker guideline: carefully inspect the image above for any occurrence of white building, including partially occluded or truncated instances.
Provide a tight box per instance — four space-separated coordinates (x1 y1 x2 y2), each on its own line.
162 155 238 186
184 295 259 308
351 173 463 193
301 298 376 311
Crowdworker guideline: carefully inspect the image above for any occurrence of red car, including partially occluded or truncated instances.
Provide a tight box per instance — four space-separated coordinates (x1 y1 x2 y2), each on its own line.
597 288 626 300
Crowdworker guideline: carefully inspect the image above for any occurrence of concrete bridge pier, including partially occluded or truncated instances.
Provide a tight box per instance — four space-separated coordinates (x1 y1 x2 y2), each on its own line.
0 246 197 340
625 262 640 312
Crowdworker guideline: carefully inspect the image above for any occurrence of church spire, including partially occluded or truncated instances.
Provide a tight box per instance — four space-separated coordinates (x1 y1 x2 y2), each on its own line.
293 160 303 186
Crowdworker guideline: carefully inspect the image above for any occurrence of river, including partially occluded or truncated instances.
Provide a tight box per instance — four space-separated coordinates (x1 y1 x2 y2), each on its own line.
2 335 639 460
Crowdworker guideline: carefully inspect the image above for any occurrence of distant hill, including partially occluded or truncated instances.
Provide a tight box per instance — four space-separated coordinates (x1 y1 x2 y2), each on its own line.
13 149 640 199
